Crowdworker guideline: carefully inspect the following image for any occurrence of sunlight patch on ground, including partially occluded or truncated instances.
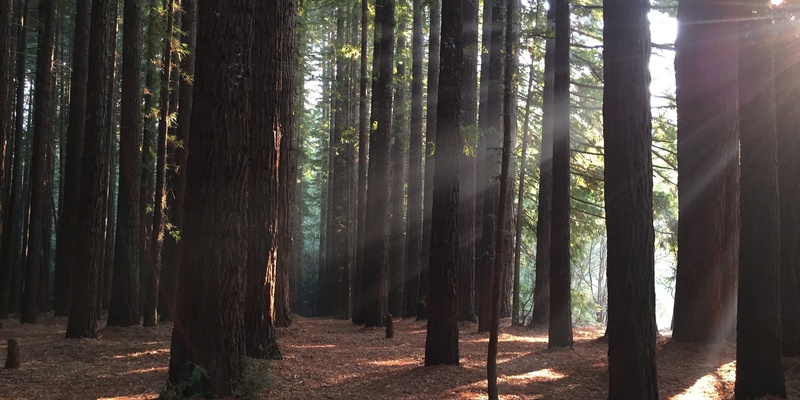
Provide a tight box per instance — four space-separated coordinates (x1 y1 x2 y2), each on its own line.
462 332 548 345
290 344 336 349
111 349 169 359
671 361 736 400
119 366 168 376
504 368 568 383
97 394 159 400
370 357 418 367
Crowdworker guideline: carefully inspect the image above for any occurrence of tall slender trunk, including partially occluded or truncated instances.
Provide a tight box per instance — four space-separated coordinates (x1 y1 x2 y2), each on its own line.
388 21 407 318
0 0 11 263
352 0 370 325
101 5 120 313
159 0 196 322
53 0 89 317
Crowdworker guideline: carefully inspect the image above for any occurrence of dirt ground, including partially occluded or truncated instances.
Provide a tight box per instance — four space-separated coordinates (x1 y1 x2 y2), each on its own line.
1 314 799 399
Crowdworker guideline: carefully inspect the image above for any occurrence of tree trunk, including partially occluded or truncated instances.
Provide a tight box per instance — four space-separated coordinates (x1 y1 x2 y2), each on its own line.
672 0 739 344
735 3 786 398
547 0 572 348
53 0 90 317
424 0 461 367
352 0 370 325
0 0 11 269
776 20 800 357
360 0 394 328
139 0 157 321
404 0 423 319
456 0 478 324
108 0 145 328
477 0 503 333
167 1 256 396
388 22 407 318
66 0 115 339
21 0 57 324
603 0 658 397
513 60 535 326
0 0 28 318
159 0 196 322
418 0 440 321
488 0 515 394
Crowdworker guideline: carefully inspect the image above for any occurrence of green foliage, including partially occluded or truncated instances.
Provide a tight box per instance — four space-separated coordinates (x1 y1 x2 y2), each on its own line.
159 362 208 400
234 358 273 400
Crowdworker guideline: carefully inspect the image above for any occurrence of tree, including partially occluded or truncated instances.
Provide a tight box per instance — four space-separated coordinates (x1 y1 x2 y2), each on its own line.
0 0 11 266
107 0 145 328
488 0 516 395
530 2 553 327
776 11 800 357
360 0 394 328
603 0 658 397
735 2 786 398
424 0 461 367
672 0 739 344
67 0 115 338
419 0 440 320
404 0 423 318
457 0 478 323
388 18 407 318
548 0 572 348
477 0 504 333
159 0 197 322
22 0 57 324
167 0 256 395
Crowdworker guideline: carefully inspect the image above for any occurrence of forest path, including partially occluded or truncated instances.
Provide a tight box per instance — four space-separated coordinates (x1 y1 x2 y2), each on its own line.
1 314 798 399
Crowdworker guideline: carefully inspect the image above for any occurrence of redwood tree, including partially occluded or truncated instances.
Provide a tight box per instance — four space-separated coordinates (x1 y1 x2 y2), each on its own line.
108 0 145 328
67 0 115 338
388 20 407 318
424 0 461 367
735 2 786 398
360 0 394 328
548 0 572 348
672 0 739 344
167 0 256 395
603 0 658 397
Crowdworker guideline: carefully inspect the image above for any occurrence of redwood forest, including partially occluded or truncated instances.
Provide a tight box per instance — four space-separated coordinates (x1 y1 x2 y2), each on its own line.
1 0 800 399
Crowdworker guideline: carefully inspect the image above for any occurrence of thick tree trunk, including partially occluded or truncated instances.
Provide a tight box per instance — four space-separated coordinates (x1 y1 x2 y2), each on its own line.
388 23 407 318
776 22 800 357
404 0 423 318
672 0 739 344
735 3 786 398
53 0 90 317
108 0 145 328
547 0 572 348
603 0 658 397
418 0 440 321
66 0 115 339
456 0 478 324
424 0 461 367
158 0 196 322
21 0 57 324
360 0 394 328
167 1 256 396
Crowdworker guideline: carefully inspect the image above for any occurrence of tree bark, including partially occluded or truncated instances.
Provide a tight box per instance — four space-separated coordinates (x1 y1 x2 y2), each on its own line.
547 0 572 348
672 0 739 344
418 0 440 321
108 0 145 328
513 60 535 326
603 0 659 397
404 0 423 318
167 1 255 396
360 0 394 328
424 0 461 367
735 3 786 398
352 0 370 325
388 22 407 318
66 0 115 339
158 0 196 322
21 0 57 324
0 0 11 272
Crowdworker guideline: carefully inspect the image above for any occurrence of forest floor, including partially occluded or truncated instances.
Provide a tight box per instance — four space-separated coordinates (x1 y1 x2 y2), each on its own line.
1 314 800 399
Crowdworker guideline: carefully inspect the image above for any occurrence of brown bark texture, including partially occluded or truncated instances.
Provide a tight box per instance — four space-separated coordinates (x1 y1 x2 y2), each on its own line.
603 0 659 397
388 23 407 318
425 0 461 367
